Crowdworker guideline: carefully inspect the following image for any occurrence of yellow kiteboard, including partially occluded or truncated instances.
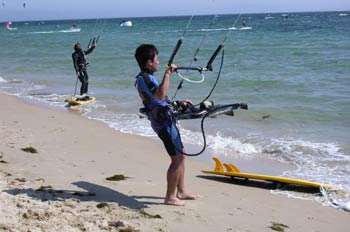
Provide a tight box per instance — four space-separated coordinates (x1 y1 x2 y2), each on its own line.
202 157 332 189
67 96 96 106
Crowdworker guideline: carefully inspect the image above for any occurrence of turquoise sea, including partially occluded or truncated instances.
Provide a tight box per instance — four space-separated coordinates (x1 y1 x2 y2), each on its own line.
1 11 349 209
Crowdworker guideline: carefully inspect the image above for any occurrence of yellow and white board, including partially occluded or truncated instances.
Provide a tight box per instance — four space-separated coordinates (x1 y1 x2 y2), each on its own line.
67 96 96 106
202 157 332 189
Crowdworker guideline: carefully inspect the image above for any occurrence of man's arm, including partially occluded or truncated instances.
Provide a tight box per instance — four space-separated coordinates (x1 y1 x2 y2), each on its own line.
154 65 176 100
72 53 79 73
84 39 97 55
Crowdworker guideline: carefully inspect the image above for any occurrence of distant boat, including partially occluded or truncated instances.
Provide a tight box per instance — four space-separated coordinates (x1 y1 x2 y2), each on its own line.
69 23 81 32
264 14 274 19
240 19 251 30
5 21 17 30
281 13 289 19
120 20 132 27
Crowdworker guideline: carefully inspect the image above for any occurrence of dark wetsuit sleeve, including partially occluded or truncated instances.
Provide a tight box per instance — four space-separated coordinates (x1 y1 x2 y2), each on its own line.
72 53 79 72
84 45 95 55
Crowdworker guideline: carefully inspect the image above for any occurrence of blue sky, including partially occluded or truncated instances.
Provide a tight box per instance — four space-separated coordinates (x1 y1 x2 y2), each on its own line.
1 0 349 22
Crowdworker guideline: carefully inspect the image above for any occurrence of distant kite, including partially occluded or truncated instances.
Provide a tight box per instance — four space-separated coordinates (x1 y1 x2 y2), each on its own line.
2 1 5 8
23 2 26 8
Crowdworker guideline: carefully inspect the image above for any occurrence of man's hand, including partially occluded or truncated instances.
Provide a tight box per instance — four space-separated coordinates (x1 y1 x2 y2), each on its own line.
165 64 177 74
179 99 193 108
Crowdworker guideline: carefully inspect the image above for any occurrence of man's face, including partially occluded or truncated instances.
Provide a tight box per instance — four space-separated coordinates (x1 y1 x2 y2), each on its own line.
149 54 159 72
76 43 82 51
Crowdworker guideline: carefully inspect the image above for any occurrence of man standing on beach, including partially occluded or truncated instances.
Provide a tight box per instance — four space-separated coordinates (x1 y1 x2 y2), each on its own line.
72 39 96 100
134 44 198 206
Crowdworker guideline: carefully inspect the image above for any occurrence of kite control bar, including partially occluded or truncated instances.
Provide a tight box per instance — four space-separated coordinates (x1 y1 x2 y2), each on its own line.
174 44 224 73
175 66 208 73
172 100 248 120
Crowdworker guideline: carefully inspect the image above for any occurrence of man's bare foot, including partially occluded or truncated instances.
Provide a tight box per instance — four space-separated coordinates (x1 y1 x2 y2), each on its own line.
164 197 185 206
177 192 199 200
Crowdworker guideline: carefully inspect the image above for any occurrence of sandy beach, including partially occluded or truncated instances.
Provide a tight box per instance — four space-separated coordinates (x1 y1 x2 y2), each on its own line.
0 92 349 232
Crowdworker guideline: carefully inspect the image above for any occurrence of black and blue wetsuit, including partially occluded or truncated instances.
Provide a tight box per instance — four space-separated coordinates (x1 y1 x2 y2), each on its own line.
135 70 183 156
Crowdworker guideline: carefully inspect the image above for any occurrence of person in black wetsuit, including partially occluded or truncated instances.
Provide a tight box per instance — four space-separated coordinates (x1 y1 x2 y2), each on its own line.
72 39 96 99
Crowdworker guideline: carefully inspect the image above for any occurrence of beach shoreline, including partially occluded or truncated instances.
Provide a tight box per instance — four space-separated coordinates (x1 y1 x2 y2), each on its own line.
1 92 349 232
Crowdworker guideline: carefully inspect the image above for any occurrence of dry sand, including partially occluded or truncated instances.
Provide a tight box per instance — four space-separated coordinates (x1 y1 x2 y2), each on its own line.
0 93 349 232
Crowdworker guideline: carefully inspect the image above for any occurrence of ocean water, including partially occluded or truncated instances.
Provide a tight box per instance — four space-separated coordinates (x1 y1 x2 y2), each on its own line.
1 11 349 209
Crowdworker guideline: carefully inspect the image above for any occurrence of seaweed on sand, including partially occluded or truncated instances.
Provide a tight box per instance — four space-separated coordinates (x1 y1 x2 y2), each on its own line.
269 222 289 231
105 174 128 181
21 146 38 153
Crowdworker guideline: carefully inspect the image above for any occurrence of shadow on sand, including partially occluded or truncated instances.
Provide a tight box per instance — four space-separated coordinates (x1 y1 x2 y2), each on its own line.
3 181 165 209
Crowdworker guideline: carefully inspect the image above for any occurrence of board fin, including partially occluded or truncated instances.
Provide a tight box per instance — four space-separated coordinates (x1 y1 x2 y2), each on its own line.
213 157 224 172
213 157 240 173
224 163 240 173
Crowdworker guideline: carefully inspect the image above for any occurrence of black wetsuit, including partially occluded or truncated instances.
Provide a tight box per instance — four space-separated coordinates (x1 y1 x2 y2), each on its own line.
72 45 95 95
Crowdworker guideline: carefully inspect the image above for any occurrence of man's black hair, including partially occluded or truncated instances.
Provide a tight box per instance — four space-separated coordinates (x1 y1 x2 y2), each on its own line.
135 44 158 70
74 43 81 52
